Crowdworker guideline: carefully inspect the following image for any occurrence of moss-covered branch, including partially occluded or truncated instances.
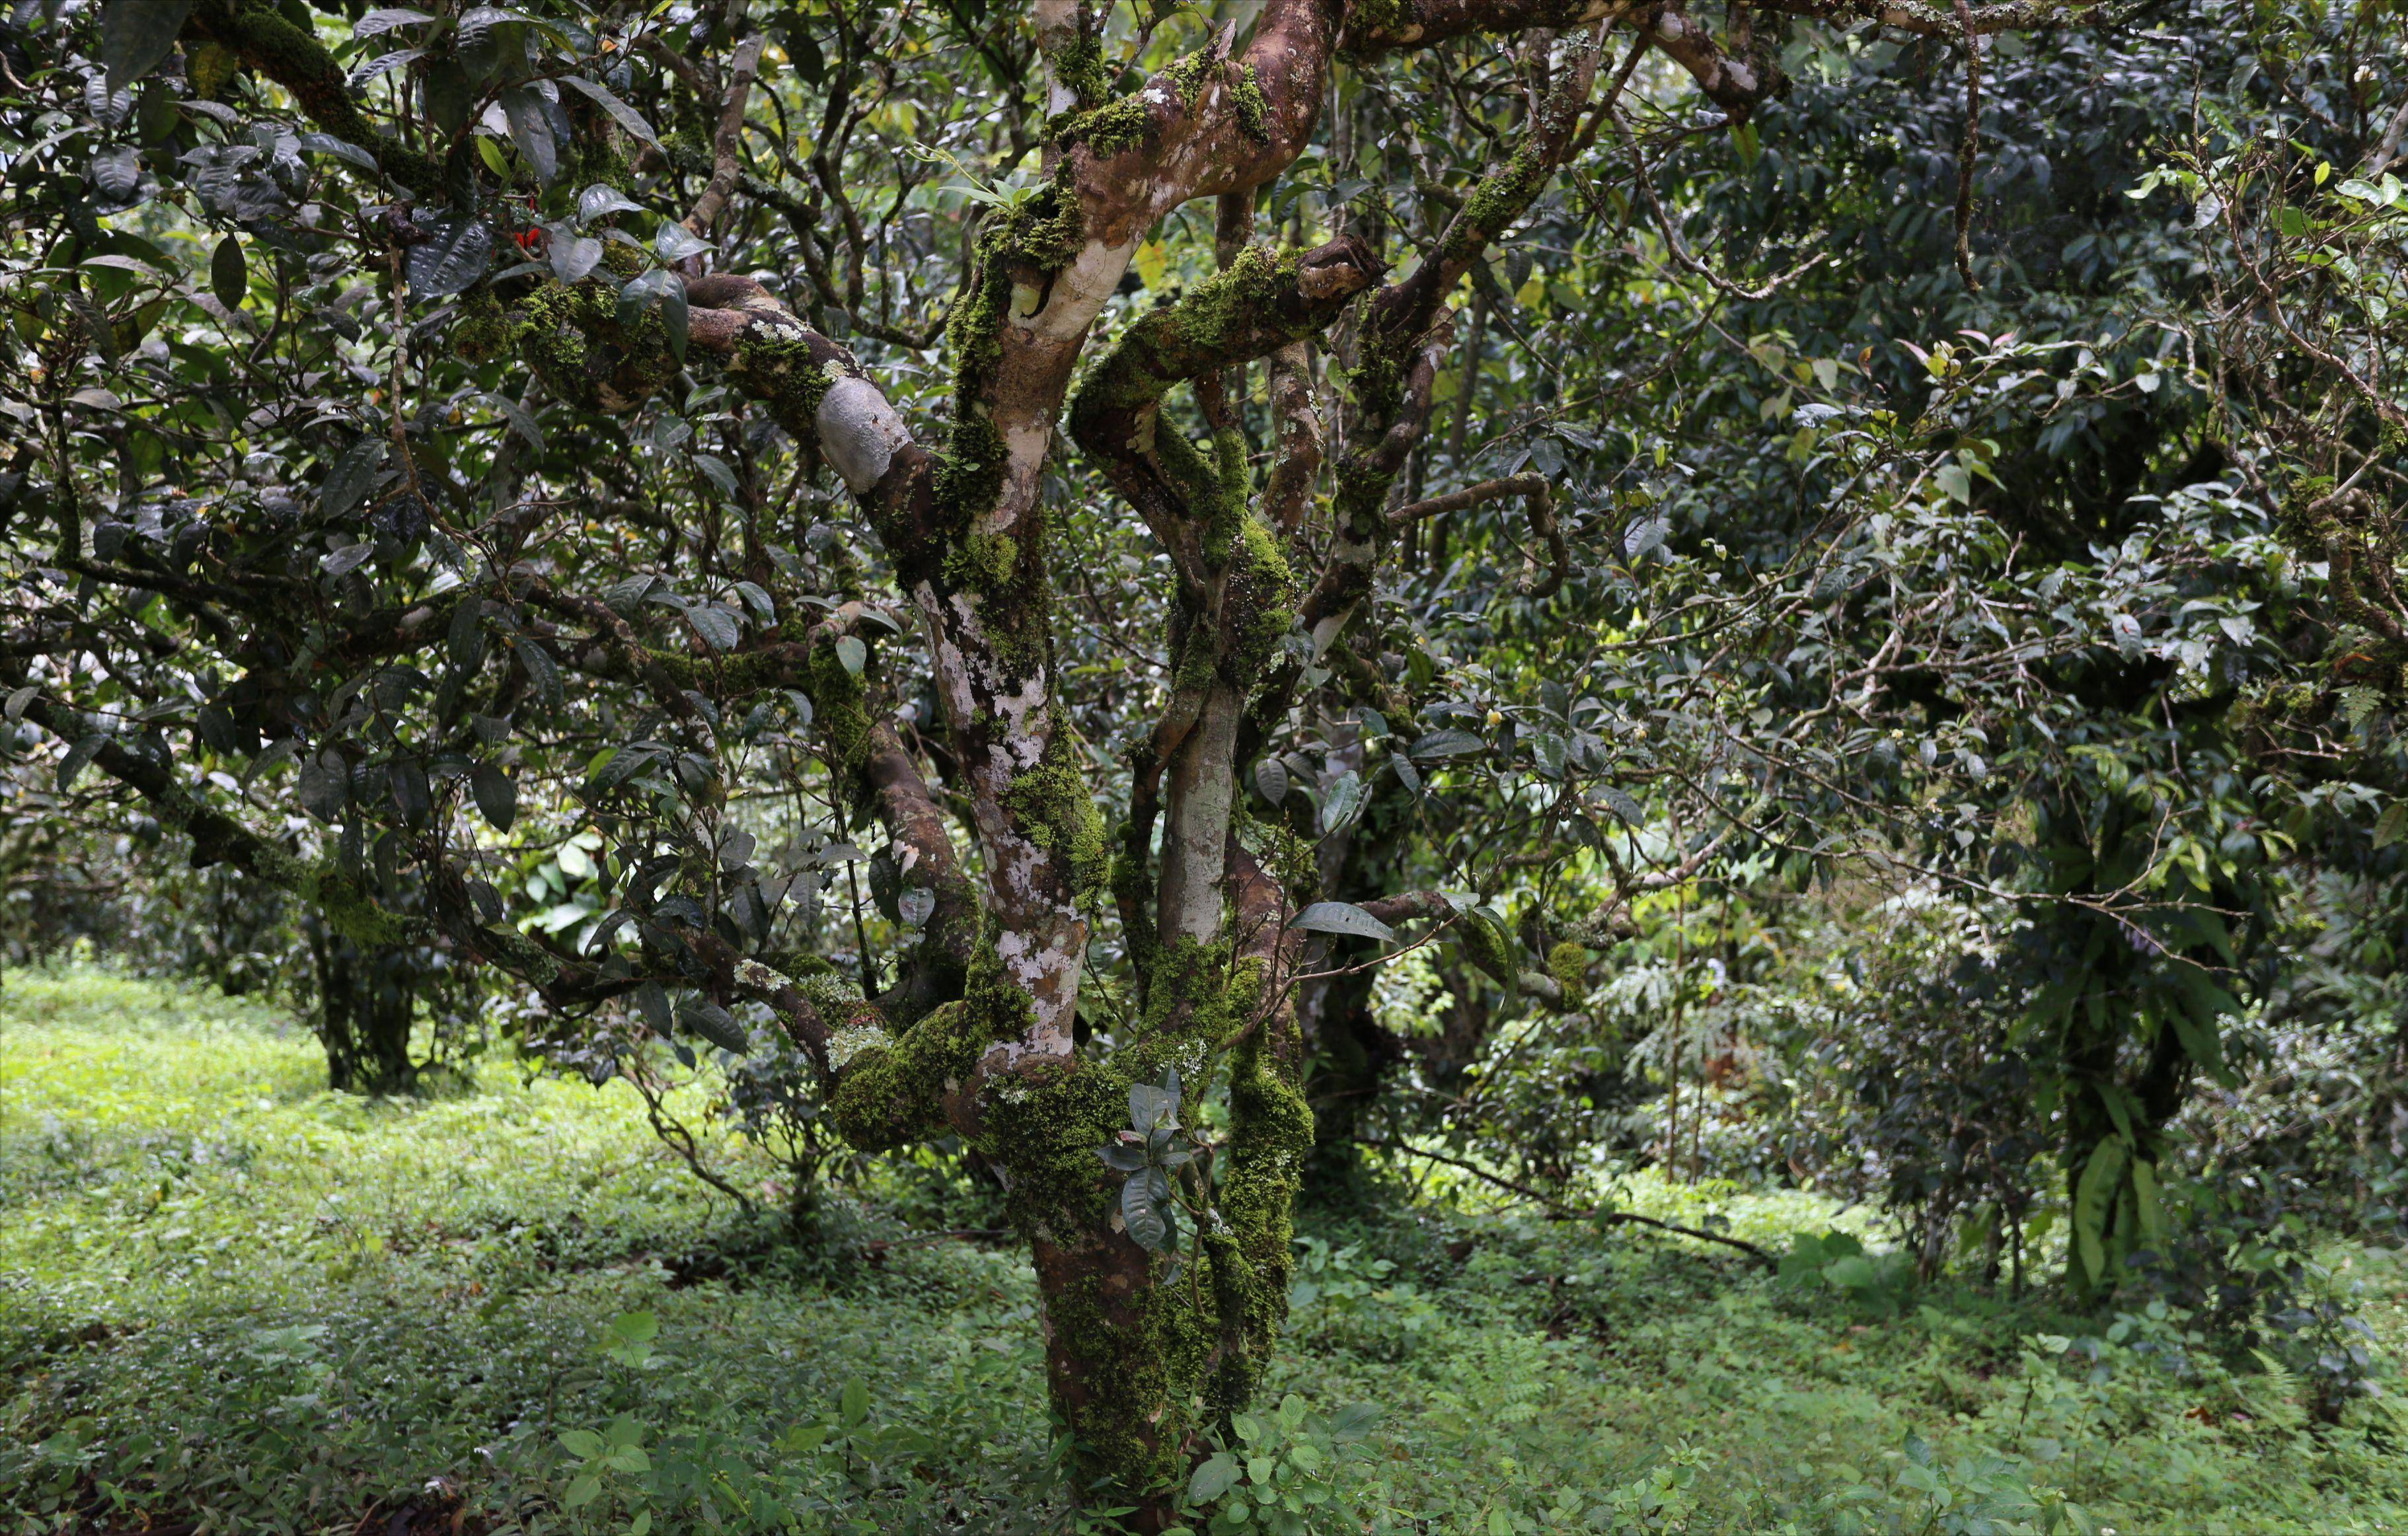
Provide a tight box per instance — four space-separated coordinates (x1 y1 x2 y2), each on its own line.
186 0 447 201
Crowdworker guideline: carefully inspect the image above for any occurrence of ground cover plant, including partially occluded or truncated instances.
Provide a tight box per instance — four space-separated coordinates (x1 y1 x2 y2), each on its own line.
7 971 2408 1533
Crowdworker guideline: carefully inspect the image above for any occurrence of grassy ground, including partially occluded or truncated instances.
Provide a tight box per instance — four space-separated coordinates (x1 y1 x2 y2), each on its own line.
4 969 2407 1534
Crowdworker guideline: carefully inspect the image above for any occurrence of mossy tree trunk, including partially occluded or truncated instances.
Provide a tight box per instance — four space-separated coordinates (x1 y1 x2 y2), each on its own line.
120 0 1847 1523
157 12 1616 1523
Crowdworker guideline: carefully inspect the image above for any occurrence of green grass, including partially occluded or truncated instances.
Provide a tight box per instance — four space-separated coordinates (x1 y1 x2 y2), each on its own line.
4 969 2407 1534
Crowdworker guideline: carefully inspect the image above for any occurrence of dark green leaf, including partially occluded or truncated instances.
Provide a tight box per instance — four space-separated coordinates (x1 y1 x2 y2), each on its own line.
89 147 140 201
578 184 644 224
559 75 659 144
605 576 658 616
1328 1403 1380 1441
1129 1081 1179 1132
688 605 741 652
102 0 196 92
2072 1135 2128 1284
406 217 494 298
678 998 747 1053
471 762 516 831
320 542 376 577
57 732 108 792
518 640 562 711
389 754 432 824
692 453 738 498
210 235 247 312
1121 1173 1168 1251
447 599 487 672
320 435 388 519
549 233 603 284
1410 729 1485 760
298 130 381 174
632 980 671 1029
655 223 711 263
1189 1453 1240 1503
355 7 437 37
298 754 349 821
498 87 558 185
1254 756 1289 804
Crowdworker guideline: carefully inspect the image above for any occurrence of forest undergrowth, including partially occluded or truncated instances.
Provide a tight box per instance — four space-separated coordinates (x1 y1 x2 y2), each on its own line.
5 969 2403 1535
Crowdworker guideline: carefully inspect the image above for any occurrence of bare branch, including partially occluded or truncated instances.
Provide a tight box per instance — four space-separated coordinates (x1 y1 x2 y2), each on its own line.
1390 474 1569 597
683 26 768 241
1353 1138 1778 1265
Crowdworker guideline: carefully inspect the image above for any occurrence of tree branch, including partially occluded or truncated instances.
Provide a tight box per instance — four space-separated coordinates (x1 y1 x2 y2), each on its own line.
683 24 767 241
1353 1138 1777 1265
1390 474 1567 598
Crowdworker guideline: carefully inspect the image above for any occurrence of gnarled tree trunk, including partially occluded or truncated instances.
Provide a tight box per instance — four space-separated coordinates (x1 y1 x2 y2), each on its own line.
83 0 2091 1522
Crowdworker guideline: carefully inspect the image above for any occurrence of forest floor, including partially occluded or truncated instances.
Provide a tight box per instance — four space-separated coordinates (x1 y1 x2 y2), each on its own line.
3 969 2407 1535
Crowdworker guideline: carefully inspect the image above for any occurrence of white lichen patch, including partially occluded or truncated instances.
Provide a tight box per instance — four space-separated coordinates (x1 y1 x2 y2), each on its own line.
826 1022 891 1073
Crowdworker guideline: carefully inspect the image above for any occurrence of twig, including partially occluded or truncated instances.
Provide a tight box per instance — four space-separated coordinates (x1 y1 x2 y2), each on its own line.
683 17 765 243
1606 104 1826 301
1353 1138 1777 1266
1389 474 1569 597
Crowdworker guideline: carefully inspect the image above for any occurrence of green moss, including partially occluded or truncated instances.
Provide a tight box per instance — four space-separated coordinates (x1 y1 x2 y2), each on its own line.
932 180 1082 531
1060 92 1154 159
1549 939 1591 998
1110 842 1158 978
1002 735 1108 898
987 1060 1213 1489
805 636 874 811
1214 1014 1312 1408
1347 0 1411 36
1033 1239 1218 1496
1345 327 1414 434
1170 624 1219 695
831 916 1310 1498
831 1000 983 1150
451 291 518 365
1232 62 1270 143
1178 246 1286 358
1223 512 1299 672
513 279 680 416
1053 24 1113 110
977 1063 1124 1237
1071 246 1328 424
942 528 1019 596
554 94 632 195
1445 140 1550 266
1161 48 1216 107
831 916 1053 1153
1457 907 1515 986
725 335 841 441
599 239 648 280
307 868 415 951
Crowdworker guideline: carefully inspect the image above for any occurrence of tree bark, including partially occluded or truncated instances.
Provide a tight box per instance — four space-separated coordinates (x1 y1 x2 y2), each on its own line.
307 918 418 1096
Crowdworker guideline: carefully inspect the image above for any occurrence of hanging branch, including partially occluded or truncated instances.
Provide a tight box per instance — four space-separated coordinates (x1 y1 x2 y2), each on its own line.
1351 1138 1778 1266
